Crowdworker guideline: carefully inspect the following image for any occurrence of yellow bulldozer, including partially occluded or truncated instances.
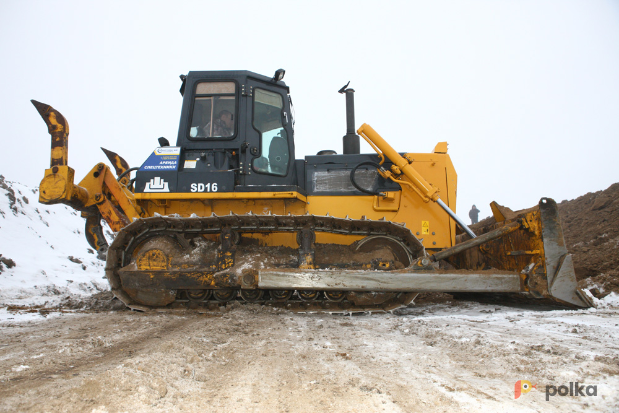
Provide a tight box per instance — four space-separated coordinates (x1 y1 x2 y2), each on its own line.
33 69 591 312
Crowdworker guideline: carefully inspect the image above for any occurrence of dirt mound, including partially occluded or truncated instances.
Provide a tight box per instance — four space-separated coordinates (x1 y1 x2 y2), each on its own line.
47 291 127 312
67 290 128 311
558 182 619 298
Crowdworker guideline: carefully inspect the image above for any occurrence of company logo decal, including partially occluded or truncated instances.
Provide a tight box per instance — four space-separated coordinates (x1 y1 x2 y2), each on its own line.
154 147 181 155
144 177 169 192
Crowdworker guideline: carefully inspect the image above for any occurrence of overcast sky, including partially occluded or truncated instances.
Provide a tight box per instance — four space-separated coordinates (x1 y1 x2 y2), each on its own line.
1 0 618 219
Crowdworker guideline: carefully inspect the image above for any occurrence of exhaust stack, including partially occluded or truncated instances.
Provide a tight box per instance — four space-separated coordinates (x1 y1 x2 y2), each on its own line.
339 82 360 154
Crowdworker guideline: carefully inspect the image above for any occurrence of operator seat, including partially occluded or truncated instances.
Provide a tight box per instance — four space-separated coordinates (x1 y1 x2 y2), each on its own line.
253 156 269 172
268 136 289 175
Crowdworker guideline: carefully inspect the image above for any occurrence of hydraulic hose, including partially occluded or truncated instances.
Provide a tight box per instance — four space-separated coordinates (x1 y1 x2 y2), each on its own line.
350 161 385 197
117 166 140 182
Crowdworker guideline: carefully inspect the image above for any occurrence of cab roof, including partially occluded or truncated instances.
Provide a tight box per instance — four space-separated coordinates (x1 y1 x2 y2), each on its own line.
184 70 289 92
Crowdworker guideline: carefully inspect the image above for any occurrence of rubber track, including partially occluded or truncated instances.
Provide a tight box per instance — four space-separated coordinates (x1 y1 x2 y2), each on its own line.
105 213 426 313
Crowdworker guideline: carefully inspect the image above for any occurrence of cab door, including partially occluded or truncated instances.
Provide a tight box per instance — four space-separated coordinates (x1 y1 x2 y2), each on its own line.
241 79 295 187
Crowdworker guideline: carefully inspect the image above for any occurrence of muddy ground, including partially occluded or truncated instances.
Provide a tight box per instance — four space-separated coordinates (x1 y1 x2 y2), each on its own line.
1 302 618 413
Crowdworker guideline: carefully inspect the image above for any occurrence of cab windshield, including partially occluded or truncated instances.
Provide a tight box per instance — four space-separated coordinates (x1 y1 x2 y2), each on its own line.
189 82 237 139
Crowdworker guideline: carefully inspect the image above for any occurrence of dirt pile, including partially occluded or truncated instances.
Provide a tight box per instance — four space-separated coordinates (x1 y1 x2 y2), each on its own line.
558 182 619 298
65 290 128 311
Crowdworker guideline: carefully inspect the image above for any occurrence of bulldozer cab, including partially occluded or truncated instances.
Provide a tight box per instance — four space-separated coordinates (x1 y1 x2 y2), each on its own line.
146 70 298 195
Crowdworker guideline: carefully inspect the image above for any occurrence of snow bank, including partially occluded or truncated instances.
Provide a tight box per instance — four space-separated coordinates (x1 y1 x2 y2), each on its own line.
583 290 619 309
0 175 108 307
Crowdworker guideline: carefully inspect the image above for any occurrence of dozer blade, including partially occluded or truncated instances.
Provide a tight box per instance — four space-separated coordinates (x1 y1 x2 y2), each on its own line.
538 198 592 307
446 198 592 308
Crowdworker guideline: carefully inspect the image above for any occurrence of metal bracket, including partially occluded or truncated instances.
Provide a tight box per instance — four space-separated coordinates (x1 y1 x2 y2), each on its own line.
507 250 541 256
217 227 237 271
241 85 253 97
297 228 316 269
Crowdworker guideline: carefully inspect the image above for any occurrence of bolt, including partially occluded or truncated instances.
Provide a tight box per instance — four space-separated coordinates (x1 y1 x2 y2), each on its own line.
416 232 420 235
97 164 104 171
52 166 58 174
432 232 435 235
94 193 102 202
243 274 254 285
433 241 436 245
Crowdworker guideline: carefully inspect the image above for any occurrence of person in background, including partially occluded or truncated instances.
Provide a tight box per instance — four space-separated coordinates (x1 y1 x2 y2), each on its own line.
469 205 480 225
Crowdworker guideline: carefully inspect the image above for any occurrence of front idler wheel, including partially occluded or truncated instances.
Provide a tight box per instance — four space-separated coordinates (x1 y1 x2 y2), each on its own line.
354 235 413 268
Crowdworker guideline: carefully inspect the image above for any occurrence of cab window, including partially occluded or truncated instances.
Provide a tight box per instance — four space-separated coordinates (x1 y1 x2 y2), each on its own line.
189 82 236 139
252 88 288 176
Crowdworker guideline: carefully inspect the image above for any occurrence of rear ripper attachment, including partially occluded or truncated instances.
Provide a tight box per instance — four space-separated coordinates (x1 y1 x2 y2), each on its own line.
32 99 145 257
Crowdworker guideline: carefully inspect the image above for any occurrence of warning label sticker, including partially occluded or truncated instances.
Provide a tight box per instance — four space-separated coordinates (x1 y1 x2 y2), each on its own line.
421 220 429 235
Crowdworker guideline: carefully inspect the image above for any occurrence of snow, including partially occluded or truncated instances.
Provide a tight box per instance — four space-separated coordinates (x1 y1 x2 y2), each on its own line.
584 291 619 309
0 176 108 307
0 306 78 325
